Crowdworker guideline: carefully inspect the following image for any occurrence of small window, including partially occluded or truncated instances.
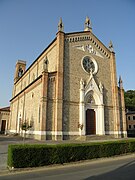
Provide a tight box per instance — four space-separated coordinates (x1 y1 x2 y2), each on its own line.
133 116 135 120
18 67 23 77
128 116 130 120
129 125 131 129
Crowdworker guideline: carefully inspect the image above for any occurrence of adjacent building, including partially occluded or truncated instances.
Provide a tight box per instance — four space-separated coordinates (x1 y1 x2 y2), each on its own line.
126 111 135 137
0 106 10 134
8 17 127 140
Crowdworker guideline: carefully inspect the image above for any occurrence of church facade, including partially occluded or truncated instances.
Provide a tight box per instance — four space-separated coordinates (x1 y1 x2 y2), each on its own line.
8 17 127 140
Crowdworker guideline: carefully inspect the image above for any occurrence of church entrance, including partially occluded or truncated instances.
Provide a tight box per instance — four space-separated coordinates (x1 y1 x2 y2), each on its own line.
86 109 96 135
79 81 105 136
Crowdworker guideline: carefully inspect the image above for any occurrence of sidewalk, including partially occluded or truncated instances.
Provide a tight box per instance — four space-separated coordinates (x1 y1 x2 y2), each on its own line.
0 135 39 174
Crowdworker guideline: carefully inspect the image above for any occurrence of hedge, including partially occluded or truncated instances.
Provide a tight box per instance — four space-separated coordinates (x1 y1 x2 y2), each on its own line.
7 140 135 168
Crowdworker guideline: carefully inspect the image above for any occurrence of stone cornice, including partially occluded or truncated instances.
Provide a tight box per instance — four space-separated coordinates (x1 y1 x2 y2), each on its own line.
65 31 111 59
10 75 42 102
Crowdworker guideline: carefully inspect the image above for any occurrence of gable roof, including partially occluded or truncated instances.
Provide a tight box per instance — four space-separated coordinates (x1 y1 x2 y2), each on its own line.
65 31 112 59
126 111 135 115
0 106 10 112
15 30 112 84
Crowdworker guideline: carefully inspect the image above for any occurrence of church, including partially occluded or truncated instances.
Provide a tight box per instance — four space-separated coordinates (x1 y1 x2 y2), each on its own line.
8 17 127 140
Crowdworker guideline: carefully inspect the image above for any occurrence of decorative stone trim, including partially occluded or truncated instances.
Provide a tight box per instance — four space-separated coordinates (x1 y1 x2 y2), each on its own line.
105 131 127 135
48 77 55 82
8 130 16 133
65 36 90 43
65 35 110 59
8 130 80 136
63 131 80 135
9 130 127 137
25 130 63 136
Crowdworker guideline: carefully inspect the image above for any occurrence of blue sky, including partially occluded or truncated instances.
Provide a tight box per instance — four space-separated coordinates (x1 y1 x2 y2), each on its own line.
0 0 135 107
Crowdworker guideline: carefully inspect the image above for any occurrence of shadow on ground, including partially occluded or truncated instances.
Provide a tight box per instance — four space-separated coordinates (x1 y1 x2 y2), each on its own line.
84 160 135 180
0 135 23 142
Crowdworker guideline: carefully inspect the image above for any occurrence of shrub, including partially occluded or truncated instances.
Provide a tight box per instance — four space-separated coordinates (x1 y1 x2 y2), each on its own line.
7 140 135 168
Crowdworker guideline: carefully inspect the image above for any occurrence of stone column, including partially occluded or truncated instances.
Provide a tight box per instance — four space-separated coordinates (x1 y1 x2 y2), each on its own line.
79 79 85 136
97 105 105 135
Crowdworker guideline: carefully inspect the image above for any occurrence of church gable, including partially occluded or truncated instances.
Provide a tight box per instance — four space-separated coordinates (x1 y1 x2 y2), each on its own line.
72 44 104 58
65 30 111 60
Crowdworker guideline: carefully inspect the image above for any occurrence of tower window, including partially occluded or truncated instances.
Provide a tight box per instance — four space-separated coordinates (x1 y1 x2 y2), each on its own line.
133 116 135 120
128 116 130 120
18 67 23 77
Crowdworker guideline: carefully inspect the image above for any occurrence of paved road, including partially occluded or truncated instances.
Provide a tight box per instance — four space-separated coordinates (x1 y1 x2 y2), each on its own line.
0 154 135 180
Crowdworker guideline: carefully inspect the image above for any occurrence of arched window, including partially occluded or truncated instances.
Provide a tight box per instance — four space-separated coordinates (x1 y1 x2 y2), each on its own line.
18 67 23 77
86 93 95 104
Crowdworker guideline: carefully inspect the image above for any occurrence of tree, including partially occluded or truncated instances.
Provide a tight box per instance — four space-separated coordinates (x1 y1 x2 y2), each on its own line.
21 121 33 143
124 90 135 111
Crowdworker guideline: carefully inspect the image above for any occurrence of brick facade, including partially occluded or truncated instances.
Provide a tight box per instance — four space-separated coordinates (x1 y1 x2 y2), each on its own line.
8 18 127 140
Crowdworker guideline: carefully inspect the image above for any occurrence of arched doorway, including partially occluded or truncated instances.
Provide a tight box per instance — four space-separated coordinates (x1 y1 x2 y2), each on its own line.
86 109 96 135
85 93 96 135
79 77 105 136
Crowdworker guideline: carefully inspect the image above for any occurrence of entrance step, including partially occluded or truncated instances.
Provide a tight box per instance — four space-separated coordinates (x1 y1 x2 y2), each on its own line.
76 135 115 141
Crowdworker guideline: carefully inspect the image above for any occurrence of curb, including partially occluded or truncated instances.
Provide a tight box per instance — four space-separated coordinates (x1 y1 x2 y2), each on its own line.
1 153 135 176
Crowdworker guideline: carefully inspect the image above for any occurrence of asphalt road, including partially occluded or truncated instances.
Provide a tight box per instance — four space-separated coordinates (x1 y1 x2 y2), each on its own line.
0 154 135 180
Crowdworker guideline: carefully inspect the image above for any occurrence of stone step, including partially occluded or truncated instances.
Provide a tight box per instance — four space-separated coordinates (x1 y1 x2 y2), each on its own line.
76 135 115 141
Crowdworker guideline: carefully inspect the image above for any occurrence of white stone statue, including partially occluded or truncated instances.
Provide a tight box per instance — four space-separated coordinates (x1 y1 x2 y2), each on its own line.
99 82 103 93
43 56 49 71
58 17 64 32
80 78 85 90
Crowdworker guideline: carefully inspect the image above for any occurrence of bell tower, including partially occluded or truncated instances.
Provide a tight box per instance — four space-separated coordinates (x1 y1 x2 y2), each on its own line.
14 60 26 83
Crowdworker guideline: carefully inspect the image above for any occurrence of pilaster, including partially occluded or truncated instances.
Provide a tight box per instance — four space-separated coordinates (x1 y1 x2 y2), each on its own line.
8 103 12 131
40 70 48 140
119 87 127 137
110 52 120 137
55 31 65 140
97 105 105 135
79 79 85 135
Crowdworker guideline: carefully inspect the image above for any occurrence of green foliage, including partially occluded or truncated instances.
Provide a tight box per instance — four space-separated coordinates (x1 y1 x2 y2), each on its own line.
7 140 135 168
124 90 135 111
21 122 32 131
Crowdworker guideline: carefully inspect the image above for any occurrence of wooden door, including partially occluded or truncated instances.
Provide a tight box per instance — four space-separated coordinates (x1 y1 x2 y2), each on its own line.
1 120 6 133
86 109 96 135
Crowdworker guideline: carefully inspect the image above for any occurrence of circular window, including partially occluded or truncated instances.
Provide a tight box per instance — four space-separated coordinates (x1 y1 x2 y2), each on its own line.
82 56 98 74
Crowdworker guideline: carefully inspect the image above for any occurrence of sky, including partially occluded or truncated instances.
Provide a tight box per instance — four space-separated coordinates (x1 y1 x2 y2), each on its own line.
0 0 135 107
